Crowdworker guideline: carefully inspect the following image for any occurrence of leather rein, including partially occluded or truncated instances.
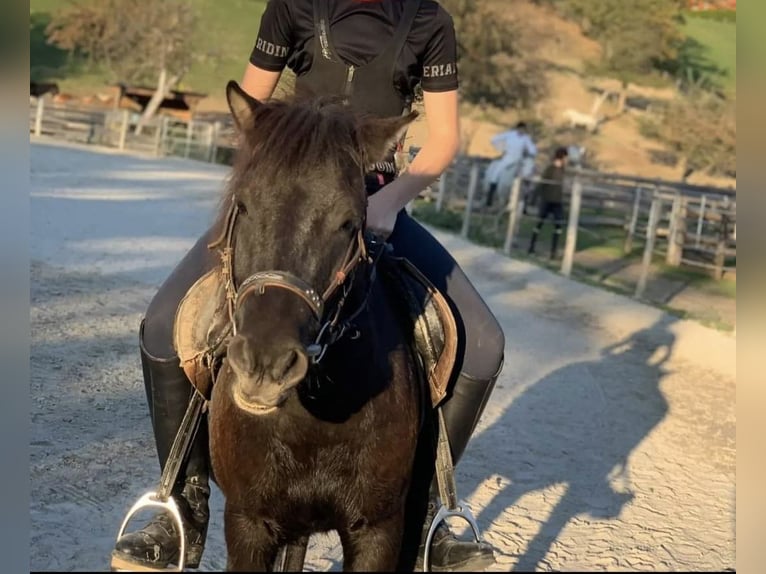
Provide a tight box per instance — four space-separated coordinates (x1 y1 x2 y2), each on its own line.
207 195 385 364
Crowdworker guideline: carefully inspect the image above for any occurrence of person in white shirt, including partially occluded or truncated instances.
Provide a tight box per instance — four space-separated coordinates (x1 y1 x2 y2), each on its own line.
484 121 537 207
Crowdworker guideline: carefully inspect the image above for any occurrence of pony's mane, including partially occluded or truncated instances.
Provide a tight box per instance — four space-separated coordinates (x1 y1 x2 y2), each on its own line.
220 92 367 213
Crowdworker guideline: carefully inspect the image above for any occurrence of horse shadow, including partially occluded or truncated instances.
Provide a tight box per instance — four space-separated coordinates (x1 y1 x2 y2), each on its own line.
465 316 676 571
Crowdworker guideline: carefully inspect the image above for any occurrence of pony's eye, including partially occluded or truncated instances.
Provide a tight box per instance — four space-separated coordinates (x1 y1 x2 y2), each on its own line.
339 219 355 233
237 201 248 215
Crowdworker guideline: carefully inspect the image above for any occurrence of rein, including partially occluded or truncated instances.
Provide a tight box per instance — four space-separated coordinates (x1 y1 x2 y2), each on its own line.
208 195 385 364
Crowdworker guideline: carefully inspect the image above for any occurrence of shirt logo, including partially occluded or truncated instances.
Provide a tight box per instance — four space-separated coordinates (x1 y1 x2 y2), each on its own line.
255 37 289 58
422 62 457 78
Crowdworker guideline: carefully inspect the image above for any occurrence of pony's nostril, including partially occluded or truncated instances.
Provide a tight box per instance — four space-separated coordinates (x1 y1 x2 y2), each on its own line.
273 348 308 386
228 335 255 374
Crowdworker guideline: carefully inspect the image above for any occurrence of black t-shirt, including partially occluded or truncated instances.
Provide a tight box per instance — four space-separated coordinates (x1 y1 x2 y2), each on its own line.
537 164 566 205
250 0 459 94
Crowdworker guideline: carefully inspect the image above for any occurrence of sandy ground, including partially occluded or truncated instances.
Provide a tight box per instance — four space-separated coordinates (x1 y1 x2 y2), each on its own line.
30 138 735 572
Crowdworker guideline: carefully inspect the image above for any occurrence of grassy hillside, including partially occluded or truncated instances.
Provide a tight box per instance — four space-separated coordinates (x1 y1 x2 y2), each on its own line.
681 12 737 92
29 0 736 185
30 0 268 101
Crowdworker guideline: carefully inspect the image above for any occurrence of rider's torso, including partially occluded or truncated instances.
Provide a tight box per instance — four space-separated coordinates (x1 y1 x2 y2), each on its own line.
250 0 458 186
251 0 457 111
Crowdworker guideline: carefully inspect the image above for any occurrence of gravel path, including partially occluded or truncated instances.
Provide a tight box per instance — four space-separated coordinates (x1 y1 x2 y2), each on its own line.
30 139 735 572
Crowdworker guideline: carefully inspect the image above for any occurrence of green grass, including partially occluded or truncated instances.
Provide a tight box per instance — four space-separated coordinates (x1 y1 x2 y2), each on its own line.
30 0 269 100
681 12 737 92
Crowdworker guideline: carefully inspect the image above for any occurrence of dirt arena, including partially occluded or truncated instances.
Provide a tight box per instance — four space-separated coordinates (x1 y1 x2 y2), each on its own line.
30 139 735 572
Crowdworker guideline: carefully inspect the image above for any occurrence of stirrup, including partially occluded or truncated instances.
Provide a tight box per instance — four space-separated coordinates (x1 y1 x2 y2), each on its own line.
422 406 486 572
110 492 186 573
111 392 206 572
422 501 483 573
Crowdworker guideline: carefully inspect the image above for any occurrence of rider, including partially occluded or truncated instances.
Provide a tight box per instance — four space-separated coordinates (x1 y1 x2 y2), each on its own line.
484 121 538 208
112 0 506 571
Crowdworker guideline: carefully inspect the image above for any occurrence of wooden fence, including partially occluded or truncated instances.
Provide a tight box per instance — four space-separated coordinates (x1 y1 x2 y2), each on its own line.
29 98 237 163
418 150 736 295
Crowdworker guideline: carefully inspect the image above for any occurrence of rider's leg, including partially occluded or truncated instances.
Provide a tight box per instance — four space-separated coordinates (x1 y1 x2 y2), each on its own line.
550 202 565 259
112 228 218 571
485 181 498 207
387 211 506 571
528 201 550 255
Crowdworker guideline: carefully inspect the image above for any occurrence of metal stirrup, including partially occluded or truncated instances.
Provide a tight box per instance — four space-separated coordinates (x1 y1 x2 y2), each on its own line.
111 391 207 572
422 407 485 573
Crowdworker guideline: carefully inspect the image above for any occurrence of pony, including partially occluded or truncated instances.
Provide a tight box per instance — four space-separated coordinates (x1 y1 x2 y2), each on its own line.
207 80 434 571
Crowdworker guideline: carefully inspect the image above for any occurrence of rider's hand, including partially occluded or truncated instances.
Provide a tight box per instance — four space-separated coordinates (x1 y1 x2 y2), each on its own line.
366 187 399 240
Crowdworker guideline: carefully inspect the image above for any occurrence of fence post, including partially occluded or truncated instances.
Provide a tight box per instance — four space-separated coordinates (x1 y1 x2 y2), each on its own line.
624 186 642 254
635 192 661 299
695 194 707 248
208 121 221 163
153 116 164 156
435 169 448 212
714 211 729 280
666 190 685 266
560 174 583 277
34 97 45 136
503 176 522 255
184 120 194 159
460 160 480 239
118 109 129 150
203 123 213 162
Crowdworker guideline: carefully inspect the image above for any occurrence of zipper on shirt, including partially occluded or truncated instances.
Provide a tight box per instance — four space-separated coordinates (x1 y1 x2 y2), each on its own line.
343 65 355 102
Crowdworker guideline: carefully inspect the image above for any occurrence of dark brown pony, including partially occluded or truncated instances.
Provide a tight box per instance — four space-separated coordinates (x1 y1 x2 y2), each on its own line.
208 81 432 571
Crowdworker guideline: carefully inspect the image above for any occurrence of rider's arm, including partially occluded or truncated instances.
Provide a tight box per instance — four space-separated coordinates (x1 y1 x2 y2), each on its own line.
524 136 538 159
367 89 459 228
241 64 283 101
490 133 507 153
240 0 293 101
366 7 460 234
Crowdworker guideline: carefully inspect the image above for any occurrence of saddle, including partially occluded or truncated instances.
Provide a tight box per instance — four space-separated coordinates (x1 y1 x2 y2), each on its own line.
172 252 458 408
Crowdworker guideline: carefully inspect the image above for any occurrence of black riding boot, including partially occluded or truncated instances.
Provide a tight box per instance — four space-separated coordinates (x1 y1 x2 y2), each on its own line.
550 227 562 260
416 363 502 572
485 183 498 207
111 323 211 571
528 228 540 255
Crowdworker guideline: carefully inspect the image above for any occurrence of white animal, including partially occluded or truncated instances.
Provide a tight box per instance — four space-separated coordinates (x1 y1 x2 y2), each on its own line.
563 90 610 133
562 108 603 133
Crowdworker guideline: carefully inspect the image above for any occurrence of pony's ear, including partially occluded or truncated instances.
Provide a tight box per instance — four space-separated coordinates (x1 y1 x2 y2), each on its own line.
358 111 419 165
226 80 261 131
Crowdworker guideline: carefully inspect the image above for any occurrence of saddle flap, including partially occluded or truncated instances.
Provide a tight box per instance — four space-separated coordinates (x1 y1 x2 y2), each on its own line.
379 255 458 408
173 268 230 398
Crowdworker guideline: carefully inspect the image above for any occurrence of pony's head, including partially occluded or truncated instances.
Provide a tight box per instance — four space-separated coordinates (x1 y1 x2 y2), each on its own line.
220 80 416 415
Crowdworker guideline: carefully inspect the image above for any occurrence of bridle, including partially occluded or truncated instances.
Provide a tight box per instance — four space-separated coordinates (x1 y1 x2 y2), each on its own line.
207 195 384 365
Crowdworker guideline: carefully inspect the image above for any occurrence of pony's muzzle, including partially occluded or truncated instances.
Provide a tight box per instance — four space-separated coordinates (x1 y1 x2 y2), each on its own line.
227 334 309 411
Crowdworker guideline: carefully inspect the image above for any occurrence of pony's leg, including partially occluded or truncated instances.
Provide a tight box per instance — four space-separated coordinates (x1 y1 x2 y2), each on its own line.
223 506 279 572
339 511 405 572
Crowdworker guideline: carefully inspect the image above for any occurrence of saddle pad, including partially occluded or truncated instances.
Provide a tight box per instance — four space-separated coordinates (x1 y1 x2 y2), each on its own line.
173 267 230 398
379 255 458 408
172 255 458 407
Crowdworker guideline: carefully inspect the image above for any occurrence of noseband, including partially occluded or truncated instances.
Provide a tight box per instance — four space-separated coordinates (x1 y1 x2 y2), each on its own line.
208 196 378 364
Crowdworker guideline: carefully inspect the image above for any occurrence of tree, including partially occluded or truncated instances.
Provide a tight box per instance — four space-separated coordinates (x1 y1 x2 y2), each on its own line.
441 0 547 110
547 0 686 111
46 0 207 133
640 88 735 178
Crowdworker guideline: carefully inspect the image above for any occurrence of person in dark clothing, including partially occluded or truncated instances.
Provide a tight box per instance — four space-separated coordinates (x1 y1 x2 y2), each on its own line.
112 1 505 571
528 146 569 259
